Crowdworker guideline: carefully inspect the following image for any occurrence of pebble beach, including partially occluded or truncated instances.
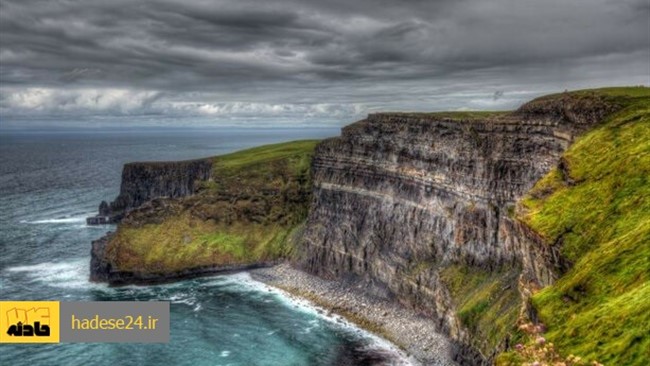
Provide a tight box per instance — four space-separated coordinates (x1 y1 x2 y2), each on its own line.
251 263 459 366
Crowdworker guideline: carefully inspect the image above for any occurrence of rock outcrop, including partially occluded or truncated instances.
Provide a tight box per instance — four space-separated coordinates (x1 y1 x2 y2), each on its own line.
86 158 212 224
89 141 317 285
90 234 113 282
296 93 619 364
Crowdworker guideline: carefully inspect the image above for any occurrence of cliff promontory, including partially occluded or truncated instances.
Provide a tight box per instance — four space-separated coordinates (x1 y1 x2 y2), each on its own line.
90 141 317 284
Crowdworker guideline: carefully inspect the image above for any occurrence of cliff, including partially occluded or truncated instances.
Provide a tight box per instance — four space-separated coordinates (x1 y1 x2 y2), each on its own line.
507 89 650 366
90 141 317 284
87 158 213 224
295 88 649 364
89 87 650 365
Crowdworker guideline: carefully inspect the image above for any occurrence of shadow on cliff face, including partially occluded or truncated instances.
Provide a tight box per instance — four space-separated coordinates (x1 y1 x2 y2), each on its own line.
333 340 404 366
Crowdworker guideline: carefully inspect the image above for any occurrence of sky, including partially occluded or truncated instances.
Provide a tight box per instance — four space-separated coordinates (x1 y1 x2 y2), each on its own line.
0 0 649 128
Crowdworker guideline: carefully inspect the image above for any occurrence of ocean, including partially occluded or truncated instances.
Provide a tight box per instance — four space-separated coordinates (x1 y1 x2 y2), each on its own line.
0 127 409 366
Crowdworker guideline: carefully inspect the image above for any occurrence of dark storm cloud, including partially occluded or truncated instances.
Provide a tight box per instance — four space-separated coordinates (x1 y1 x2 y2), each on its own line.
0 0 648 124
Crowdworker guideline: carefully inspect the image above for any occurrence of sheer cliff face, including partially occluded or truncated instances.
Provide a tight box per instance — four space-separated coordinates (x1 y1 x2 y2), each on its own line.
101 159 212 220
297 96 616 361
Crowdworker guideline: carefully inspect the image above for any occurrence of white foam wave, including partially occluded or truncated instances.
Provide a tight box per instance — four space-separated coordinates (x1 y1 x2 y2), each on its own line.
4 258 106 290
168 294 198 307
221 272 417 365
20 214 93 225
2 261 416 364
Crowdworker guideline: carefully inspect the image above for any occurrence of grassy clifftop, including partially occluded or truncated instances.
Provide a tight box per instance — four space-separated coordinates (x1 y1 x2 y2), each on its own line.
105 140 318 274
501 87 650 365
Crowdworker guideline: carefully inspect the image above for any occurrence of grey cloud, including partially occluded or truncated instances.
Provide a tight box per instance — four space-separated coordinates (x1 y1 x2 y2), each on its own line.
0 0 648 125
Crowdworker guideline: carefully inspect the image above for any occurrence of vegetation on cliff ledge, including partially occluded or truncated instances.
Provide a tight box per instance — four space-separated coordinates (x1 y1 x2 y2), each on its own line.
503 87 650 365
105 140 318 273
441 264 521 357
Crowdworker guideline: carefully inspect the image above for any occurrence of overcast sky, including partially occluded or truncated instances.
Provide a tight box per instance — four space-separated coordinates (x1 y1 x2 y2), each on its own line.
1 0 648 127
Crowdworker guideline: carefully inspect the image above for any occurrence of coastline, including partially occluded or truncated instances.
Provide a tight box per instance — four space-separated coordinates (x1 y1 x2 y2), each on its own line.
250 263 459 366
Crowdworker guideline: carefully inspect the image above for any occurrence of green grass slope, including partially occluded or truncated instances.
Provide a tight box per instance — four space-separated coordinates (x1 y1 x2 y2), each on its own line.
105 140 319 274
441 264 521 356
514 87 650 365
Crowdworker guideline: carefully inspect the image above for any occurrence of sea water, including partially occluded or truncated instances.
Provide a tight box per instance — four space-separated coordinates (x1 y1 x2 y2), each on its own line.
0 128 412 366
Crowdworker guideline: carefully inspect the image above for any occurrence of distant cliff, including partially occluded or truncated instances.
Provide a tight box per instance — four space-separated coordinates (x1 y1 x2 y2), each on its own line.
87 158 212 224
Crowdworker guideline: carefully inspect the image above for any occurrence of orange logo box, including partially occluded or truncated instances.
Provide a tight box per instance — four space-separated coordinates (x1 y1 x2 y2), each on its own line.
0 301 60 343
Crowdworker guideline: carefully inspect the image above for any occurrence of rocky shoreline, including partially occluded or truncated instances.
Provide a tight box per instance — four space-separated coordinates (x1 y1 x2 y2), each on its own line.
250 263 459 366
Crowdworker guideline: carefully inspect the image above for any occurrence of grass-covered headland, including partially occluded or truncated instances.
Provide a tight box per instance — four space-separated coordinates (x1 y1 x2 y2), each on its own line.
105 140 318 274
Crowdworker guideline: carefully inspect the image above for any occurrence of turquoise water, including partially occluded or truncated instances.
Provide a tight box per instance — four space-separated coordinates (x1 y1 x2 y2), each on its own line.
0 128 409 366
